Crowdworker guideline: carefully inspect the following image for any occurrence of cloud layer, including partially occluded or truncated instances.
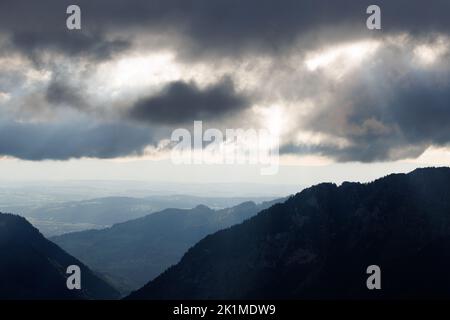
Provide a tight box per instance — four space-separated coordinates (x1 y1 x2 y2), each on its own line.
1 1 450 163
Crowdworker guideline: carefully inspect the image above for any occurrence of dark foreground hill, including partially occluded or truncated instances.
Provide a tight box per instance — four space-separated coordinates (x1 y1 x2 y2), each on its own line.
127 167 450 299
52 200 281 293
0 213 120 300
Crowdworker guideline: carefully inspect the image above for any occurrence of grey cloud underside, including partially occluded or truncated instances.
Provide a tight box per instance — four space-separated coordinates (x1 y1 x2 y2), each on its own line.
128 78 249 125
0 119 158 161
2 0 450 59
281 48 450 162
280 143 427 163
45 77 87 110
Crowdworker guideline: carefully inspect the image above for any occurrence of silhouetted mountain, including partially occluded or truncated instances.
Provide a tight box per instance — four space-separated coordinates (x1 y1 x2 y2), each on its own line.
127 167 450 299
0 213 120 300
52 199 281 294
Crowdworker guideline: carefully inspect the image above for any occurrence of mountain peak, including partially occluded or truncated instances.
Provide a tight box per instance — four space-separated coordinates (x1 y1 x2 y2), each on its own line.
193 204 212 211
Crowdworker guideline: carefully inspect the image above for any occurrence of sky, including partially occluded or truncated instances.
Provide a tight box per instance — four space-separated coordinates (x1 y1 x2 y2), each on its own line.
1 0 450 190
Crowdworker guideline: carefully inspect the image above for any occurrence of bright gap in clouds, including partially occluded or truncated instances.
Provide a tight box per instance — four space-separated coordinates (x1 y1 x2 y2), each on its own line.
257 105 286 136
94 52 182 98
304 40 381 73
413 37 449 66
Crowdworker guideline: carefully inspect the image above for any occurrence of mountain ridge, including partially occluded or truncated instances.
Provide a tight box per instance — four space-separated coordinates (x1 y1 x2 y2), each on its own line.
52 198 283 293
127 167 450 299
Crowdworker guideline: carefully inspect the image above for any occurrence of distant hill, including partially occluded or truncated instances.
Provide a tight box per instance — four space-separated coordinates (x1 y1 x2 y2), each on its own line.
52 199 282 294
16 195 276 236
127 167 450 299
0 213 120 300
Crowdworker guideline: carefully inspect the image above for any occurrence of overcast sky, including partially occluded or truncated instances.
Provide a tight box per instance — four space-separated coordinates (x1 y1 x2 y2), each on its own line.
0 0 450 190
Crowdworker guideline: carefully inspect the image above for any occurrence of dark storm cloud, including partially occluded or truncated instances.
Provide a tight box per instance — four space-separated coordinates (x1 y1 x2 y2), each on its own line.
2 0 450 163
0 119 158 160
2 0 450 60
0 0 130 61
128 77 249 125
45 77 87 109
